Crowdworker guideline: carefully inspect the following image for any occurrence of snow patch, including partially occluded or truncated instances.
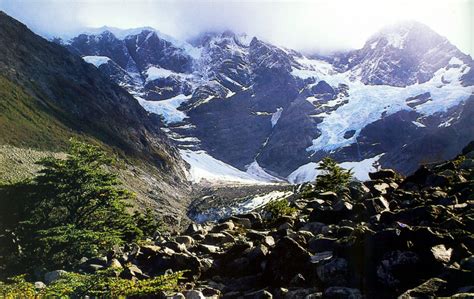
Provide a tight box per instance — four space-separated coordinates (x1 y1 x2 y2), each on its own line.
82 55 110 67
385 31 407 49
304 59 471 153
438 117 456 127
287 154 384 183
136 94 191 124
271 108 283 127
287 162 321 184
412 121 426 128
339 154 384 181
449 57 463 65
180 150 277 184
145 66 190 82
246 161 282 182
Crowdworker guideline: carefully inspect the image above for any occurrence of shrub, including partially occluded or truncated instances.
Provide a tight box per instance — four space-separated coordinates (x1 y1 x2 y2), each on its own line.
265 199 297 220
315 157 353 194
0 270 184 298
0 139 161 275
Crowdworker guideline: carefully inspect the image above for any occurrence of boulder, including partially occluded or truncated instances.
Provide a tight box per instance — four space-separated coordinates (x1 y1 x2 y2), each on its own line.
175 235 195 248
315 257 348 286
186 223 206 235
365 196 390 215
34 281 46 289
323 286 362 299
399 278 447 298
230 216 253 229
243 289 273 299
460 255 474 271
431 244 453 264
198 244 220 254
44 270 68 284
120 264 145 279
319 191 338 202
308 237 337 253
376 250 420 288
204 233 235 245
369 169 397 181
265 237 312 285
184 290 205 299
300 222 327 235
212 221 235 232
108 258 123 269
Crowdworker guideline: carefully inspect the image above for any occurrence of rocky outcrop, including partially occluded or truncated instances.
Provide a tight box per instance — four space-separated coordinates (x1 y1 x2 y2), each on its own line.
48 142 474 298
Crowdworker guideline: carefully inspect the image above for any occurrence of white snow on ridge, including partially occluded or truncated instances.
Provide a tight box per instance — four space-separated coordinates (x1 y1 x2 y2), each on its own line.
271 108 283 127
136 94 191 124
385 31 407 49
297 57 472 153
287 154 384 184
82 56 110 67
449 57 463 65
145 66 193 83
180 150 279 184
412 121 426 128
246 161 282 182
287 162 321 184
339 154 384 181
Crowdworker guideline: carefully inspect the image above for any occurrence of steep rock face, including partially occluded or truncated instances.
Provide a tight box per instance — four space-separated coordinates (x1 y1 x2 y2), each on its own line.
331 21 471 87
0 12 190 217
62 21 474 182
123 30 192 73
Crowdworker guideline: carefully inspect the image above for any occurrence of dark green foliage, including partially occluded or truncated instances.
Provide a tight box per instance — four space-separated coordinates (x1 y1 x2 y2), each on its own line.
0 270 184 297
0 139 161 277
315 157 353 194
265 199 297 220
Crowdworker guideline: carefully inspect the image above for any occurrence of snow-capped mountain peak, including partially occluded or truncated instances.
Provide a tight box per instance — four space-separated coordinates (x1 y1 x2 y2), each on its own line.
62 22 473 185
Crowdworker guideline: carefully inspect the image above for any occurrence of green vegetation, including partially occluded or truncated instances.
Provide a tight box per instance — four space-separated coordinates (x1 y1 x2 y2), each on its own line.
0 270 184 298
0 75 74 150
265 199 297 219
0 139 160 277
315 157 353 194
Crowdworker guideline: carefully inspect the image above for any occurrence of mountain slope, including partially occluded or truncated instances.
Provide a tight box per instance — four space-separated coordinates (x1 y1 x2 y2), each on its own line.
61 21 474 182
0 11 191 219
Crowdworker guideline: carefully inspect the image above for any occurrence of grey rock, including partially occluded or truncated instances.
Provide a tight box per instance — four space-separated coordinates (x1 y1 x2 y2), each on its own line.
44 270 68 284
175 235 195 248
323 287 362 299
316 258 348 286
185 290 205 299
34 281 46 289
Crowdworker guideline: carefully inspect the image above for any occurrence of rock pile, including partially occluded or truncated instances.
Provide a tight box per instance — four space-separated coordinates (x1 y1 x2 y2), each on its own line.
45 142 474 298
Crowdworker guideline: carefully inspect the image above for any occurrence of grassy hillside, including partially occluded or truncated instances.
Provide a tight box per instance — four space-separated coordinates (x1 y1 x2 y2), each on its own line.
0 76 74 150
0 11 192 223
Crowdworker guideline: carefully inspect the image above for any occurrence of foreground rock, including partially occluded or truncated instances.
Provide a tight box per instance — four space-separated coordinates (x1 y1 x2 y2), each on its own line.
55 142 474 298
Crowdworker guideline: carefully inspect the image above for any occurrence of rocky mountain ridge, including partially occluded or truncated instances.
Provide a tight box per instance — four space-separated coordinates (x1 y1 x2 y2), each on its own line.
60 21 474 185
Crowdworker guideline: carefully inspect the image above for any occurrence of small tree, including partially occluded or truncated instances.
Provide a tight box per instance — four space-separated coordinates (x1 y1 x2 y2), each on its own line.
314 157 353 194
1 139 160 274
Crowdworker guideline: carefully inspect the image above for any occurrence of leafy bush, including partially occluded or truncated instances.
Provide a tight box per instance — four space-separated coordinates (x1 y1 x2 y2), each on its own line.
315 157 353 194
265 199 297 219
0 139 161 276
0 270 184 298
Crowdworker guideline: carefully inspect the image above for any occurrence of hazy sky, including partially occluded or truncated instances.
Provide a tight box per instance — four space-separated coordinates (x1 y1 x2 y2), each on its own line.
0 0 472 55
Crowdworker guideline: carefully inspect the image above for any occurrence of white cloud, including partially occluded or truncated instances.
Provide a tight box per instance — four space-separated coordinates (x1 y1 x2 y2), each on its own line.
0 0 472 55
